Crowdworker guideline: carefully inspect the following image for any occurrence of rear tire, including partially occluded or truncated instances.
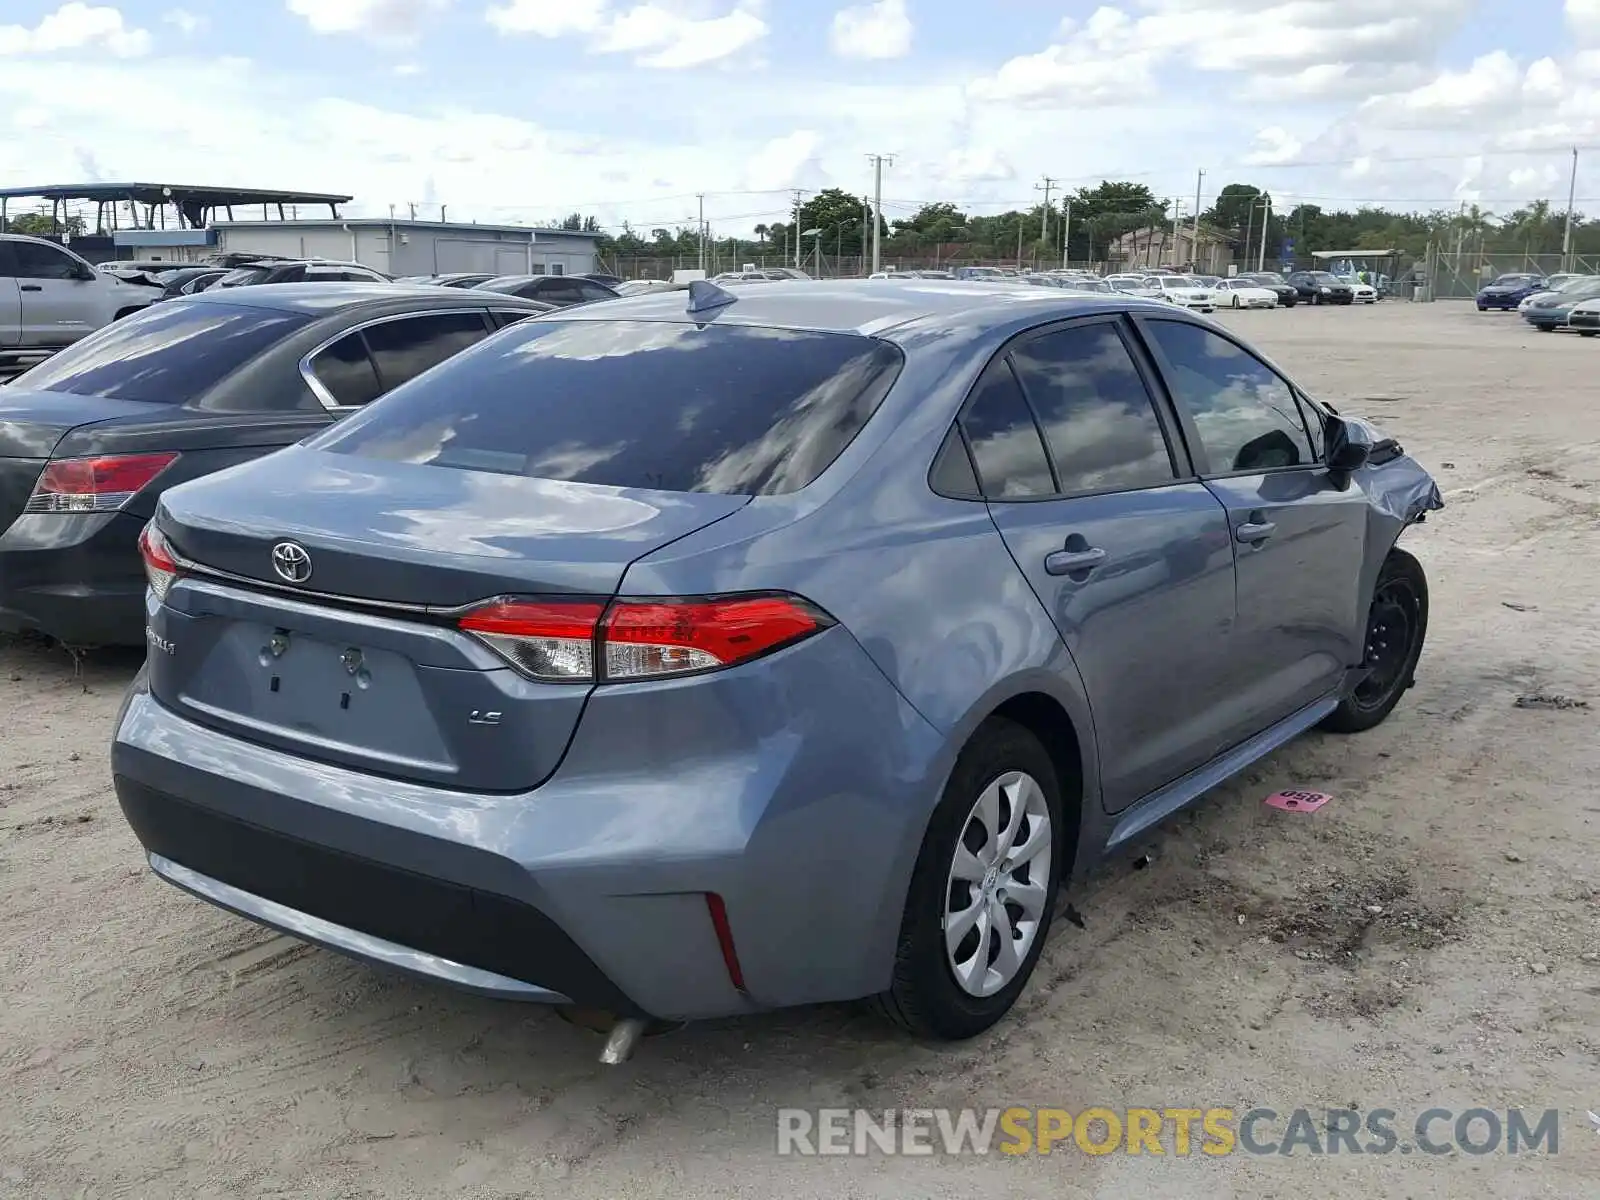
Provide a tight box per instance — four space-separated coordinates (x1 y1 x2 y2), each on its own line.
1321 548 1428 734
1580 331 1597 338
875 718 1065 1040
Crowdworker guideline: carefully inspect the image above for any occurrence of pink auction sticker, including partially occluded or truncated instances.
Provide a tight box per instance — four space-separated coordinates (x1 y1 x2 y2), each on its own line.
1264 790 1332 813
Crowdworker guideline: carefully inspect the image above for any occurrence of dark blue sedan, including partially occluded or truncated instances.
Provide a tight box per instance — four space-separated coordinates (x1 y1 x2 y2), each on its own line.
1476 273 1547 310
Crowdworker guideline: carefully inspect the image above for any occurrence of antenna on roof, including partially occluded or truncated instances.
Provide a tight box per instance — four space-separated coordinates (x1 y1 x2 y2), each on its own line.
686 279 738 314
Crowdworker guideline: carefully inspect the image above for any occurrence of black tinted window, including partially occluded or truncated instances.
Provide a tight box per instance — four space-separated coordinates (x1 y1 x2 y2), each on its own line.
309 333 383 408
536 280 586 304
1144 321 1315 473
12 241 83 280
959 362 1054 499
16 301 307 403
309 321 903 495
576 282 615 302
929 425 980 498
1009 324 1175 493
364 312 490 390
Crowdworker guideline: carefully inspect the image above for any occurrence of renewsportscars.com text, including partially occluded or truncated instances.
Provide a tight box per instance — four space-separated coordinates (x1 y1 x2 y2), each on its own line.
776 1106 1562 1157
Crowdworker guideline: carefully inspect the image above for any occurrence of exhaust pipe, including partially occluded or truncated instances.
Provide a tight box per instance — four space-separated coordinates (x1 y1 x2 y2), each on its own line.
598 1017 647 1065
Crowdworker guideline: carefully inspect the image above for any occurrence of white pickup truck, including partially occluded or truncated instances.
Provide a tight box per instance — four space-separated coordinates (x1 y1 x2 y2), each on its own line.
0 234 161 372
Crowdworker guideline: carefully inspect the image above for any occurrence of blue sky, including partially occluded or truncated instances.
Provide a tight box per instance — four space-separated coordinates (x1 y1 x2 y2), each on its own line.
2 1 1598 236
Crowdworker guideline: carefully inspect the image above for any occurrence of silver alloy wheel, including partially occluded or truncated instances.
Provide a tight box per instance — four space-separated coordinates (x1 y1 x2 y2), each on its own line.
943 770 1053 998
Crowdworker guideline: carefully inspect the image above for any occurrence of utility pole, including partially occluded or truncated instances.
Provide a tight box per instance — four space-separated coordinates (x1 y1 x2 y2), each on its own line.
1170 199 1182 267
1061 198 1071 269
1036 176 1058 244
1192 169 1204 266
1563 146 1579 272
1258 195 1271 272
697 193 705 273
861 196 869 276
867 154 893 274
791 189 804 270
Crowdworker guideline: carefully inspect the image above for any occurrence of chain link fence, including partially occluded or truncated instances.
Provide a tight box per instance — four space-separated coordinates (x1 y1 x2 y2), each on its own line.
1421 250 1600 300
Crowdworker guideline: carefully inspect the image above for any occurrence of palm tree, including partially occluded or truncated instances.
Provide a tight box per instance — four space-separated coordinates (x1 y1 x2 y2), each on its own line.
754 223 769 248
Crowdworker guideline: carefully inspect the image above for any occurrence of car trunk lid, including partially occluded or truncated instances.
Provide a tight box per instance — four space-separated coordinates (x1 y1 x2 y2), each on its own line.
0 387 170 532
149 446 749 790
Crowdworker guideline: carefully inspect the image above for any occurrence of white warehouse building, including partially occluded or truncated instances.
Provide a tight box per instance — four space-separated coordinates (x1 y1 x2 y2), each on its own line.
212 218 602 277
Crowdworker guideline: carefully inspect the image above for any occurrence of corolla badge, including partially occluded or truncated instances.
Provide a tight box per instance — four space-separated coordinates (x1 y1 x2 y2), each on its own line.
270 541 313 584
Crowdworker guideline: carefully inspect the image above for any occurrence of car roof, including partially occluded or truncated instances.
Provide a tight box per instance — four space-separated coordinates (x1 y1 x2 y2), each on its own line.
552 278 1169 339
171 281 551 315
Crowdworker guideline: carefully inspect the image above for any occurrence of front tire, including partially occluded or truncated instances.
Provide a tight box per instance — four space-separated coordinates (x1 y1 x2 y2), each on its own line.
875 718 1064 1039
1321 548 1428 734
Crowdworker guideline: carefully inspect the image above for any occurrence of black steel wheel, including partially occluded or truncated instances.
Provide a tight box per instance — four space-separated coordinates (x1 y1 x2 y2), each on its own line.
1322 549 1428 734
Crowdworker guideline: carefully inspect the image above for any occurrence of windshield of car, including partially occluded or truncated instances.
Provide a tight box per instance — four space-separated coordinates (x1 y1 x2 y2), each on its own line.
308 320 905 496
14 301 310 403
1248 273 1285 284
1493 274 1540 286
477 276 534 293
1308 272 1342 284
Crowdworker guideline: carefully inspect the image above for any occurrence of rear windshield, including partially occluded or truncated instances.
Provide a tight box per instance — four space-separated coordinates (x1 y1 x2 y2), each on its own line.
308 319 904 495
15 301 309 403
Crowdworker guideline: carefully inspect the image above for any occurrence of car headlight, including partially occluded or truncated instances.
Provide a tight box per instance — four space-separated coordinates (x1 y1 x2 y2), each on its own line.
1320 286 1331 293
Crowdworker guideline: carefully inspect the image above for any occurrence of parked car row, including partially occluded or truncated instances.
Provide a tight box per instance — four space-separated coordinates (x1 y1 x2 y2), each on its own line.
0 284 554 645
1495 273 1600 334
63 276 1442 1054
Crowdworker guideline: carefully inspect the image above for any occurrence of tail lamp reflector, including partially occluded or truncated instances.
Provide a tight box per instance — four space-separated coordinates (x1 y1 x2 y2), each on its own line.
457 594 831 683
25 452 179 514
138 523 181 602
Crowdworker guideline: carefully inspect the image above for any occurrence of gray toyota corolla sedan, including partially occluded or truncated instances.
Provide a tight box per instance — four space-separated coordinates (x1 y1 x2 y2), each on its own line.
112 280 1442 1050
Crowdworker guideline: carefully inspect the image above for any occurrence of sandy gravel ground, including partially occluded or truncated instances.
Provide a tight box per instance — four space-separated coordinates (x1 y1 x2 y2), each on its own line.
1 302 1597 1198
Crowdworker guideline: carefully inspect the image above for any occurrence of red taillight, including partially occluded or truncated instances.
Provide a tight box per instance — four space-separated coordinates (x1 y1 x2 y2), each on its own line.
456 593 832 683
25 452 179 514
138 523 181 602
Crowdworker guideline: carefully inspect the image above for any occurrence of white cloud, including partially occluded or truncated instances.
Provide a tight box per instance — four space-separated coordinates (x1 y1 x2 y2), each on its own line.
967 7 1155 107
1242 127 1304 166
1362 50 1521 125
1569 0 1600 42
485 0 608 36
285 0 452 41
162 9 205 36
487 0 767 67
742 130 821 191
830 0 911 61
0 3 151 57
971 0 1473 107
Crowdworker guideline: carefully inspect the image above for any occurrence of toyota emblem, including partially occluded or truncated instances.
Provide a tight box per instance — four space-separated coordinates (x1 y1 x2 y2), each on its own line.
270 541 313 584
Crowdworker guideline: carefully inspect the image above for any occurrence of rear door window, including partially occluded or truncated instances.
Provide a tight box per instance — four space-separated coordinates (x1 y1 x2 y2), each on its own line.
958 361 1055 499
16 301 309 402
1008 323 1177 494
362 311 491 391
307 332 383 408
307 320 904 495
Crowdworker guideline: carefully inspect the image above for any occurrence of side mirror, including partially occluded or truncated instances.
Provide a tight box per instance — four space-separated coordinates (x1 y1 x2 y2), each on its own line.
75 264 97 281
1323 415 1370 487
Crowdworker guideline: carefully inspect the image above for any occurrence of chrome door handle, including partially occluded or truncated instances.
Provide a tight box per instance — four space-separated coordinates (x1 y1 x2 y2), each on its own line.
1044 546 1106 576
1236 520 1276 543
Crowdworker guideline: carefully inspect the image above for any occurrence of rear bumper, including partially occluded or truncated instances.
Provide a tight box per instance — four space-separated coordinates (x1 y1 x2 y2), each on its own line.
111 625 948 1020
0 512 148 645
